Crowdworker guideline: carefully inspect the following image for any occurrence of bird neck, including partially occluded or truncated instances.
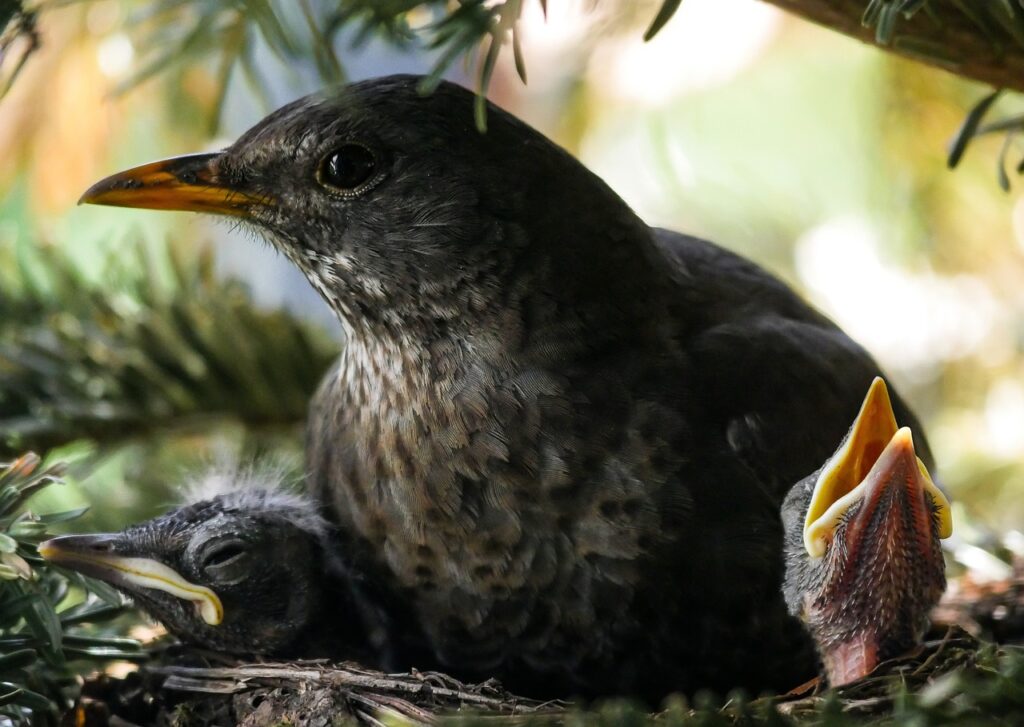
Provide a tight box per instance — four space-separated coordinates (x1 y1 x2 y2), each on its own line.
331 271 672 424
336 324 491 416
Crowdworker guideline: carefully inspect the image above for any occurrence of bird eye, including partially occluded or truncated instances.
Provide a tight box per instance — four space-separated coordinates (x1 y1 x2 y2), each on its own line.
317 144 379 195
200 540 252 583
203 543 246 568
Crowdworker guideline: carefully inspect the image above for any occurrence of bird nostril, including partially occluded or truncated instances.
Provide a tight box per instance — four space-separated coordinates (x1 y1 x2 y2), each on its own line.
87 541 115 553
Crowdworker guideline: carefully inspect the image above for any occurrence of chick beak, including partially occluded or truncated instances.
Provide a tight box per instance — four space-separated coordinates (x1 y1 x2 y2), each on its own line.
39 534 224 626
79 153 270 217
803 379 953 559
841 428 952 561
803 377 900 558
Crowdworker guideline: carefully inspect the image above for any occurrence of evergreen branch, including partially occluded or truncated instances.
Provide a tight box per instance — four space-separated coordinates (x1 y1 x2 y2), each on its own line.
0 453 141 726
0 239 338 456
6 1 1024 184
766 0 1024 91
644 0 685 42
855 3 1024 189
947 89 1003 168
945 89 1024 190
0 0 38 101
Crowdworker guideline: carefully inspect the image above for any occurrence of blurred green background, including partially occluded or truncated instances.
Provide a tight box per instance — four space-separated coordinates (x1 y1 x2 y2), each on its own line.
1 0 1022 552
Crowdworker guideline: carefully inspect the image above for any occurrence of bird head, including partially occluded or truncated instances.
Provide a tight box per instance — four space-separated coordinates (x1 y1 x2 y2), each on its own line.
39 486 333 655
780 377 953 686
80 76 650 340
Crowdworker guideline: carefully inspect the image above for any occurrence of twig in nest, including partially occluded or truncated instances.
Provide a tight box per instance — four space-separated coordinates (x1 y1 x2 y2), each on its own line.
148 659 568 725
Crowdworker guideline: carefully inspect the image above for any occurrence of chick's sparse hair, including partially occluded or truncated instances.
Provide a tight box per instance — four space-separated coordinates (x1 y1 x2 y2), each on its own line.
179 459 329 539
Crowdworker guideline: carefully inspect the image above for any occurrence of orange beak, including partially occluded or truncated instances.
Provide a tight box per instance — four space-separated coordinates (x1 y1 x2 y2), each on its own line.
79 153 272 216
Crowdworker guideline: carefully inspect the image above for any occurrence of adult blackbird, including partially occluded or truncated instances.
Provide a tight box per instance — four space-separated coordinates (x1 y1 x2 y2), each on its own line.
80 75 934 700
39 467 386 660
781 378 952 686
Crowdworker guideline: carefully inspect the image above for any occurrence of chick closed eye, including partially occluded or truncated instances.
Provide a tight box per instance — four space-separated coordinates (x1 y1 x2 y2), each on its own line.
200 540 253 582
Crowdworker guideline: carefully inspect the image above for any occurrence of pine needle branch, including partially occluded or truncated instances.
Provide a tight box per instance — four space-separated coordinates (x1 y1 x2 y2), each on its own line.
0 452 142 726
0 239 337 456
5 1 1024 185
857 2 1024 190
0 0 38 100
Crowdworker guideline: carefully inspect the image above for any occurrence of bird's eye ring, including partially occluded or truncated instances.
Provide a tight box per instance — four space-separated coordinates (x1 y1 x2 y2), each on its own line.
317 143 381 197
201 541 248 571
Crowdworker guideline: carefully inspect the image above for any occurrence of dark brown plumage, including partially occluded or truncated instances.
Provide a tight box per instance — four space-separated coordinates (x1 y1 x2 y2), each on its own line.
81 75 934 702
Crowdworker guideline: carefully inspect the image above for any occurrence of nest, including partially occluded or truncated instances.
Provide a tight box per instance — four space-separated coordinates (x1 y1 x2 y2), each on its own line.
66 563 1024 727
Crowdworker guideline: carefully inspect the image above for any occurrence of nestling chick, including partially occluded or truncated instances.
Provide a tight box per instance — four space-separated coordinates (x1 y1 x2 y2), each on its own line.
781 378 954 686
39 465 383 660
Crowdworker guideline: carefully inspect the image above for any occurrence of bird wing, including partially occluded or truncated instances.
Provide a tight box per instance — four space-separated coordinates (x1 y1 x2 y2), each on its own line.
648 228 932 501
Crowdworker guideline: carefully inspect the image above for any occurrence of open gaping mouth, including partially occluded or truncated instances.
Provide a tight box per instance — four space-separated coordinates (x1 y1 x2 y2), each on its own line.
802 377 952 559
